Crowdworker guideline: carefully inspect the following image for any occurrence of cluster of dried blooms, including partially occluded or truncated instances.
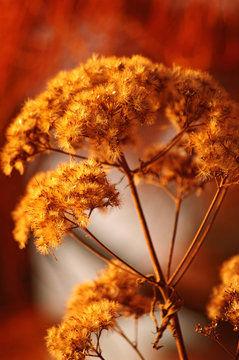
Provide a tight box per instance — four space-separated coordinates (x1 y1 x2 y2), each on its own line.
2 55 239 359
2 55 239 184
137 142 204 198
207 255 239 331
12 159 119 254
46 261 151 359
196 255 239 356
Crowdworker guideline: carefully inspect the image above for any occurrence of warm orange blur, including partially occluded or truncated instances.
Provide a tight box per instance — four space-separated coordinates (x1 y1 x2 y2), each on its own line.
1 0 239 129
1 1 239 359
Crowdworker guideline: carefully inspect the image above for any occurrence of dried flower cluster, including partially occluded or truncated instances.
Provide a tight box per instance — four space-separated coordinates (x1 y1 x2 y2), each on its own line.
12 159 119 254
138 141 204 198
46 261 150 359
68 261 151 319
46 299 119 360
2 55 239 184
2 54 239 359
206 255 239 330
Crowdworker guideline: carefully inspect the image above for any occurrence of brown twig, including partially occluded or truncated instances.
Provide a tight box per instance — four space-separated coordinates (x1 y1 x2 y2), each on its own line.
82 228 156 285
132 127 189 174
119 154 188 360
119 154 164 284
167 195 182 281
168 180 227 287
115 322 146 360
44 145 120 168
69 230 154 283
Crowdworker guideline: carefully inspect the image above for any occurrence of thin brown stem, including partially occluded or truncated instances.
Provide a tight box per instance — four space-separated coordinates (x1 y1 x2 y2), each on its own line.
45 145 120 168
83 228 155 285
167 196 182 281
132 127 190 174
69 230 111 263
69 230 152 282
119 154 164 284
150 286 160 333
213 339 235 359
115 322 146 360
163 185 177 201
134 318 138 348
170 315 189 360
119 154 188 359
168 181 227 286
90 348 107 360
173 187 228 286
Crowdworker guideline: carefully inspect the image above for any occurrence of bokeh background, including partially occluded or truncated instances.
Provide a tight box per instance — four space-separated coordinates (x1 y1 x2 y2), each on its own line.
1 0 239 359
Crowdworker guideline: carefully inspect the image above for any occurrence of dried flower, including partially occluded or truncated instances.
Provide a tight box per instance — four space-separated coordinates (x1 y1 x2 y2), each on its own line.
12 159 119 253
46 299 119 360
2 55 239 184
137 141 205 197
46 261 151 359
1 55 171 174
188 100 239 183
68 260 151 319
207 255 239 330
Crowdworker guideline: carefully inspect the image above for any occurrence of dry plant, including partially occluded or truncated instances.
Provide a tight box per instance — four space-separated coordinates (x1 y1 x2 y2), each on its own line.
1 55 239 359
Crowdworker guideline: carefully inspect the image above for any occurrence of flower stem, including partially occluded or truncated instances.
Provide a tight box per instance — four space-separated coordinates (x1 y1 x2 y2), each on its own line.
168 181 227 286
132 126 192 174
119 154 163 283
82 228 155 284
45 145 120 168
119 154 188 360
115 322 146 360
167 196 182 281
170 314 189 360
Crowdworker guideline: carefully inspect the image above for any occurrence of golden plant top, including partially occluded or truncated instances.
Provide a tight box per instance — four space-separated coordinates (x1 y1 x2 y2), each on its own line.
68 260 151 319
46 260 150 359
46 299 119 360
1 54 239 183
207 255 239 330
12 159 119 254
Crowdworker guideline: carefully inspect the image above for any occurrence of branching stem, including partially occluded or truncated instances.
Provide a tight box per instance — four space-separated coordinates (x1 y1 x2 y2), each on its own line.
132 126 193 174
167 195 182 281
119 154 188 360
115 322 145 360
119 154 164 284
168 180 227 286
45 145 120 168
69 230 155 283
82 228 155 285
172 186 228 286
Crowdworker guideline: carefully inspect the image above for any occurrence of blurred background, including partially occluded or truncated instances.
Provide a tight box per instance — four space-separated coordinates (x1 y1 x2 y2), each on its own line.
1 0 239 359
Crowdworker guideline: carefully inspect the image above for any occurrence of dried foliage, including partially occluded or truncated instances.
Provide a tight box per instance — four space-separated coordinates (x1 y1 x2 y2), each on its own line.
12 159 119 254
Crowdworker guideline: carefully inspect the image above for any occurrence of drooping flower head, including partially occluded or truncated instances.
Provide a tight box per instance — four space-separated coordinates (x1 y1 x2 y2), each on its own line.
46 260 151 359
46 299 119 360
207 255 239 330
12 159 119 254
68 260 151 319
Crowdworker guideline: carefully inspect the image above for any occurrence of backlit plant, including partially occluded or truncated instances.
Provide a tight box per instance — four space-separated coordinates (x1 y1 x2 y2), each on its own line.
2 55 239 359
